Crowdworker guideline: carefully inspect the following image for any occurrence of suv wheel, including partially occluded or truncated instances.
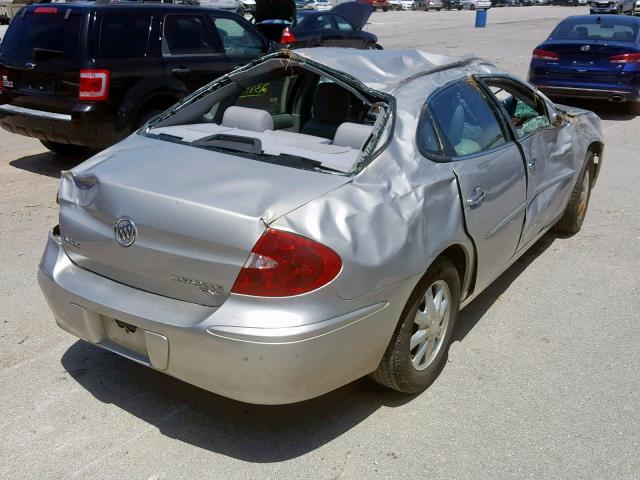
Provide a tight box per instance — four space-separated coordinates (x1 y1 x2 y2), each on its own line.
40 140 90 157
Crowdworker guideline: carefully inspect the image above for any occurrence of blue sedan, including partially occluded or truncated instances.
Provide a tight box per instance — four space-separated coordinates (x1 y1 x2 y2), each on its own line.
528 15 640 105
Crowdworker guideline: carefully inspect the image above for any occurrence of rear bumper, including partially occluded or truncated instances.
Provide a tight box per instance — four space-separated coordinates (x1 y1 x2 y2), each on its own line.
534 84 640 101
0 102 121 148
38 230 409 404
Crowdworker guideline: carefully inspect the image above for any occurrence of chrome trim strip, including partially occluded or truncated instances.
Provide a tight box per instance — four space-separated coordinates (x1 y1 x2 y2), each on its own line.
0 104 72 121
535 86 629 95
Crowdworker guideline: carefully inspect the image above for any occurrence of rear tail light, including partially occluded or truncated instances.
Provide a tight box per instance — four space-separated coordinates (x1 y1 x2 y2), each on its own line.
34 6 58 13
231 229 342 297
78 69 110 101
280 27 297 46
532 48 560 61
609 53 640 64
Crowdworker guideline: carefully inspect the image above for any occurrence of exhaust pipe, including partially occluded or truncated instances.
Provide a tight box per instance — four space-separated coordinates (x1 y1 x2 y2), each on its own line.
609 95 624 102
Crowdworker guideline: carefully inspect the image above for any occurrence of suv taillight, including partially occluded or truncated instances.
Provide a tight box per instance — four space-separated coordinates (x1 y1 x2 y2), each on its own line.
280 27 297 46
231 229 342 297
78 69 110 101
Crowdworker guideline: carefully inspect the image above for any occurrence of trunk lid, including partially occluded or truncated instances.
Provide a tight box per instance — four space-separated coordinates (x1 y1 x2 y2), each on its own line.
57 136 350 307
332 2 373 31
537 41 638 82
0 7 86 111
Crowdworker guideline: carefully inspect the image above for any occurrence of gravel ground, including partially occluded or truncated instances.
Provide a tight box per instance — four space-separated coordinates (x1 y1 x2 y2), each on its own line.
1 7 639 480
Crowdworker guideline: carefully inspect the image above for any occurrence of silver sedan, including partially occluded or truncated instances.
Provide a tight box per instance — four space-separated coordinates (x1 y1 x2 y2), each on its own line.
38 48 603 404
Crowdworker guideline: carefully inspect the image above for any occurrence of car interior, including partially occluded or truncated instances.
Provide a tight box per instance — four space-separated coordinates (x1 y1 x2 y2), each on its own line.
146 61 388 173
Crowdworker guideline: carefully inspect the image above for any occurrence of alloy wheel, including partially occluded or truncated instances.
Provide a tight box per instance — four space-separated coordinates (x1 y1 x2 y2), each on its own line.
410 280 451 371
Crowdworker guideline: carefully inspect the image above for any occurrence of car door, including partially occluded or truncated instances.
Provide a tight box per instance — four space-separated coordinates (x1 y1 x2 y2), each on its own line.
209 15 268 71
306 14 341 46
161 13 227 91
426 81 527 291
333 14 362 48
478 76 577 250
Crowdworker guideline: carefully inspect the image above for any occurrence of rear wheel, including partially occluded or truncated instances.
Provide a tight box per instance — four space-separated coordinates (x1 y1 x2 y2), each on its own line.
553 152 593 234
40 140 90 157
370 258 460 393
364 41 377 49
470 3 476 9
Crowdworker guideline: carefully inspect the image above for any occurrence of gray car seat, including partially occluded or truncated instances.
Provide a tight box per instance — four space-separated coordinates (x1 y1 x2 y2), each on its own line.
222 106 274 132
333 122 373 150
302 83 351 139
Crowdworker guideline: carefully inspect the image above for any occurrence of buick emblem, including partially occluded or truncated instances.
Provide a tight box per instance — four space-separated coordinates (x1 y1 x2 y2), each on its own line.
580 45 591 52
114 217 137 247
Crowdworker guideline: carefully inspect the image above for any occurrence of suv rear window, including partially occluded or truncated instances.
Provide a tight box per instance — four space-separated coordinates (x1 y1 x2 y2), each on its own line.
97 14 152 59
0 10 83 61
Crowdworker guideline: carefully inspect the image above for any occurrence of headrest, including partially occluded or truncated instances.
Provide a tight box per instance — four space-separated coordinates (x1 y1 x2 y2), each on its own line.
333 122 373 150
312 83 351 124
222 106 274 132
612 31 633 42
448 104 465 146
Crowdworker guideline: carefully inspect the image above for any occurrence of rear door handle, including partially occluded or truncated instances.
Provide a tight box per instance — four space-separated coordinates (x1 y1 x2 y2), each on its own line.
171 67 192 74
466 188 486 208
527 155 537 171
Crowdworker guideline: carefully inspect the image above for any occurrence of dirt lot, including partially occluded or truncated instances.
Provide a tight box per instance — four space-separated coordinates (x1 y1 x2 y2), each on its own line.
1 7 639 479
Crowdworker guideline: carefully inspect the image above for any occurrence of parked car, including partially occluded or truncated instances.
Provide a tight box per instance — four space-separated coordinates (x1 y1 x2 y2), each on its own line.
307 0 333 10
413 0 443 9
528 15 640 106
294 0 314 9
237 0 257 15
635 0 640 14
357 0 392 11
493 0 519 6
399 0 416 8
590 0 634 13
0 2 274 154
38 48 603 405
388 0 403 9
199 0 240 10
461 0 491 8
281 3 377 48
443 0 464 8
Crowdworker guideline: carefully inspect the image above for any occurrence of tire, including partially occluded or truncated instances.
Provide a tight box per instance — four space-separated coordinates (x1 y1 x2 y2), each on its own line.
470 3 476 9
40 140 90 157
436 7 442 9
370 258 461 393
553 152 593 234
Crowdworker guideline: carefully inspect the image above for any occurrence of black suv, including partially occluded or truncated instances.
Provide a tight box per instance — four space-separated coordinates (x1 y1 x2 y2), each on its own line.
0 2 274 154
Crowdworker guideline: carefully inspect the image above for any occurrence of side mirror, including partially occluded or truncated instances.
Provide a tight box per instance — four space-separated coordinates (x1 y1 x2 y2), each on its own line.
545 101 563 127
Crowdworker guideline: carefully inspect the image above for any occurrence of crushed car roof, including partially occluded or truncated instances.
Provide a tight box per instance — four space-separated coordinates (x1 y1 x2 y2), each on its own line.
292 48 480 92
